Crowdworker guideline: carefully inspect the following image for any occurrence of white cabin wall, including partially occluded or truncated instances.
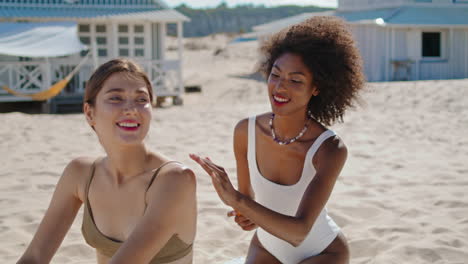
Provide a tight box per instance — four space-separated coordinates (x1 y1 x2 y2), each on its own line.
350 24 388 81
0 55 18 62
393 29 408 59
451 29 468 78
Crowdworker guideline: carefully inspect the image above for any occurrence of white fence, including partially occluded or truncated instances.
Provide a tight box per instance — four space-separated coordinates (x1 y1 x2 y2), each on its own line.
0 58 183 103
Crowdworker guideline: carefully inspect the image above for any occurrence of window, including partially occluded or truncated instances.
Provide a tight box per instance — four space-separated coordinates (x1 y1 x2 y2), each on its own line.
422 32 441 57
133 25 146 58
119 49 129 56
117 24 146 58
78 23 108 58
78 24 91 57
79 24 90 33
134 25 144 33
96 25 106 33
80 36 90 45
98 49 108 57
119 37 129 45
96 37 107 45
119 25 129 33
134 37 144 45
135 49 144 57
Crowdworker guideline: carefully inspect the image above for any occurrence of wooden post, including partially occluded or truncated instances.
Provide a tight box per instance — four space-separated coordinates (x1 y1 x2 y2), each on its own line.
466 30 468 77
160 22 166 61
176 21 184 103
449 28 454 78
91 23 98 69
177 22 183 63
391 28 395 80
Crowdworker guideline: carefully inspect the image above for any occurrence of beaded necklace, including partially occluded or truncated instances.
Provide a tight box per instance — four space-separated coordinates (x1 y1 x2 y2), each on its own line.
269 113 310 145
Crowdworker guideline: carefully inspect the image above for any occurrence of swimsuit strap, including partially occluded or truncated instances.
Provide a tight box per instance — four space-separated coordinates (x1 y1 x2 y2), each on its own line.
85 158 102 206
144 161 183 207
146 161 182 192
85 159 182 211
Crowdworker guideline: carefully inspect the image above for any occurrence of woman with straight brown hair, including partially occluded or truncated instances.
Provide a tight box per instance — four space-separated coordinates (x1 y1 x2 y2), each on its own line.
18 58 197 264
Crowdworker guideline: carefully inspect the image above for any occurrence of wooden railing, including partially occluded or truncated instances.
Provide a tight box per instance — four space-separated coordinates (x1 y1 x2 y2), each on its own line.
0 59 182 102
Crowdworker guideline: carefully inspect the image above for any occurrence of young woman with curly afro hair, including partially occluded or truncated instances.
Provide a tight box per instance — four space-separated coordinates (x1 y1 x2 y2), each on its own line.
191 16 365 264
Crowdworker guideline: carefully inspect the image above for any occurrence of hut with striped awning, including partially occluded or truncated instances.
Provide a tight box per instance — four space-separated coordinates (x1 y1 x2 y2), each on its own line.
0 0 189 112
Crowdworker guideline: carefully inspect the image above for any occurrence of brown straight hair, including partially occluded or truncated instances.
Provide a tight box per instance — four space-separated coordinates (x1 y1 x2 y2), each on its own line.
84 58 154 106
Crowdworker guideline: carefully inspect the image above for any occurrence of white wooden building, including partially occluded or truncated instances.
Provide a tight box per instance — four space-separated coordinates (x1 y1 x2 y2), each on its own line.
249 0 468 82
0 0 189 110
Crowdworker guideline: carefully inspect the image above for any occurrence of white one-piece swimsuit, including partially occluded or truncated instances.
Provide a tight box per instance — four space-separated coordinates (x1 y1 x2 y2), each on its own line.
247 116 340 264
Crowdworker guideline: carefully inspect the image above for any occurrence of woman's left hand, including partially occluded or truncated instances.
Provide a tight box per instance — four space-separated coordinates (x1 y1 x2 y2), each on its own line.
189 154 239 207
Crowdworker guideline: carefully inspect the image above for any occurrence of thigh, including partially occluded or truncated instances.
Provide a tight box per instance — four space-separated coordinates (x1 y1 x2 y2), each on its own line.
298 232 350 264
245 232 281 264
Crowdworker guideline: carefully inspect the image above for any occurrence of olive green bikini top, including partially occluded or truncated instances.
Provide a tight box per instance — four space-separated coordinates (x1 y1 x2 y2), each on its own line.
81 161 193 263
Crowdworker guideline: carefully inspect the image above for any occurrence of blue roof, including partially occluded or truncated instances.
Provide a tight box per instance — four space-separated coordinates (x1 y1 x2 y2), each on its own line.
336 8 398 22
0 1 192 21
386 6 468 25
0 6 154 19
0 6 188 21
336 6 468 26
0 0 166 6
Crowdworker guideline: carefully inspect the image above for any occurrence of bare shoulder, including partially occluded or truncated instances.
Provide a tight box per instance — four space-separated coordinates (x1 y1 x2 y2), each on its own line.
151 162 197 195
234 117 249 136
234 113 271 142
234 112 271 133
65 157 95 173
234 117 254 157
256 112 272 128
62 157 97 200
315 135 348 167
163 163 196 187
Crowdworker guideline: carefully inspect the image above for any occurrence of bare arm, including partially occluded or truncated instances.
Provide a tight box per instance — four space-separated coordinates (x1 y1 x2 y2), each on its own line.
109 166 196 264
193 123 347 247
17 158 88 264
229 119 257 230
234 119 254 199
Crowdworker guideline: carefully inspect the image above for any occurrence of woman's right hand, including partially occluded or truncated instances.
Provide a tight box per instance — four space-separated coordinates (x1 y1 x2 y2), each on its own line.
228 210 257 231
189 154 240 207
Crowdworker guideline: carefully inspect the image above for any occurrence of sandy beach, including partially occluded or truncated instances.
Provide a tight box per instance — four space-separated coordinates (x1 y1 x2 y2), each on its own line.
1 35 468 263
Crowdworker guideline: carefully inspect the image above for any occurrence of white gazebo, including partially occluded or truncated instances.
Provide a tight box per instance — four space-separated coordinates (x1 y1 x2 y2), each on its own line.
248 0 468 82
0 0 189 111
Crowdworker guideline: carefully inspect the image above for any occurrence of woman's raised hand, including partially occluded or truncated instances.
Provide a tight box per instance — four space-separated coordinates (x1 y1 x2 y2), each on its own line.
189 154 240 207
227 210 257 231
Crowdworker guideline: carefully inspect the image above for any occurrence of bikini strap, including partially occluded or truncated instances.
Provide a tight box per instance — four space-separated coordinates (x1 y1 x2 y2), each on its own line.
145 161 183 193
85 158 101 200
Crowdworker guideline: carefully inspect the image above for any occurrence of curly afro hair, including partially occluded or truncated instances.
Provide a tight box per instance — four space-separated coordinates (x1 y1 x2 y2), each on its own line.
258 16 365 126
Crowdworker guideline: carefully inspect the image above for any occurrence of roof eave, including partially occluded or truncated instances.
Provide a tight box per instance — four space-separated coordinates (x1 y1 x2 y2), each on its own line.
0 15 190 23
348 20 468 28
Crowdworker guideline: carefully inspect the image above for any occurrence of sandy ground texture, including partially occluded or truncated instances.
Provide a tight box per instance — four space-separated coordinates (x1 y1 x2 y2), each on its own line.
1 35 468 264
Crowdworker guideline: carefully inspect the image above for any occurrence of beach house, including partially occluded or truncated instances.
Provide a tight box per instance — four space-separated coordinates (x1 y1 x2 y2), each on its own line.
0 0 189 111
249 0 468 82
